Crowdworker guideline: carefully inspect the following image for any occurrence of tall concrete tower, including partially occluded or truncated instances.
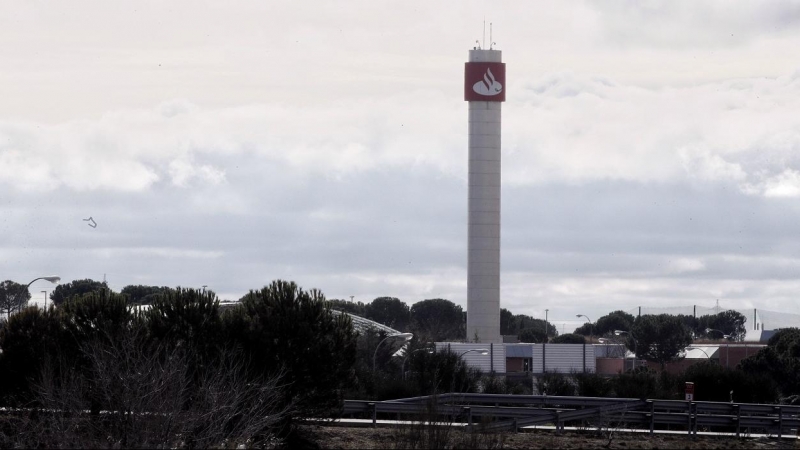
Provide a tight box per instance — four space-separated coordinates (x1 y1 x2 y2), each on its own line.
465 48 505 344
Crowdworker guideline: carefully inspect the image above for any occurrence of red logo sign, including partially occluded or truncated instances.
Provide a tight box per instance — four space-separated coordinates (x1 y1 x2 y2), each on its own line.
465 62 506 102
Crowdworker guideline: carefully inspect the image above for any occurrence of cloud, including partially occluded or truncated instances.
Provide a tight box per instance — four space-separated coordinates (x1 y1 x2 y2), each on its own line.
591 1 800 48
3 0 800 328
759 169 800 198
3 67 799 199
94 247 224 260
666 258 706 274
505 70 800 198
168 158 226 187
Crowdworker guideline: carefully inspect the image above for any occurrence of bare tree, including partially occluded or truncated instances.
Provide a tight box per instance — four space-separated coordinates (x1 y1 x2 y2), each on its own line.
10 327 291 448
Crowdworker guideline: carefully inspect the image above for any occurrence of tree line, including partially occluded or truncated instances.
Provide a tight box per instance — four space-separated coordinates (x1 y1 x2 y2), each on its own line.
0 280 356 447
2 278 748 351
0 278 493 446
1 276 798 446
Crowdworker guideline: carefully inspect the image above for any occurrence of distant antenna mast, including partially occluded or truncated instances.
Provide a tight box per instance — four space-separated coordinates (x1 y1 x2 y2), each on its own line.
490 23 493 49
483 19 486 49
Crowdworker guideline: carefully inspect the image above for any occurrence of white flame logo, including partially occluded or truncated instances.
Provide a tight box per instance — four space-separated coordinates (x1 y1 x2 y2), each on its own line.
472 67 502 96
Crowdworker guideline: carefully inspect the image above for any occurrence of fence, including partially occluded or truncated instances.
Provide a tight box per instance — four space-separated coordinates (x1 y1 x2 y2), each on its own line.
343 393 800 438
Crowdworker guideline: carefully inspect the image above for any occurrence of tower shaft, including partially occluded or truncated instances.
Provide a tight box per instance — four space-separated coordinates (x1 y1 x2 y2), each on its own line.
465 49 504 344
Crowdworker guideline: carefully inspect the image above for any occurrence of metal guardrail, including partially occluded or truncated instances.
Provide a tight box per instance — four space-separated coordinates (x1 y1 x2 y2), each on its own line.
343 394 800 437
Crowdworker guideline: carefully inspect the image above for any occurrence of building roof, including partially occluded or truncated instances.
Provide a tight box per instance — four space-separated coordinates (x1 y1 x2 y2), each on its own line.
683 346 719 359
330 310 400 335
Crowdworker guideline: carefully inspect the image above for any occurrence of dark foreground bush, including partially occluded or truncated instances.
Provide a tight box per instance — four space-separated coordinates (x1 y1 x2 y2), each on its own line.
0 328 291 448
536 371 576 396
612 368 658 399
574 371 613 397
680 361 777 403
390 396 507 449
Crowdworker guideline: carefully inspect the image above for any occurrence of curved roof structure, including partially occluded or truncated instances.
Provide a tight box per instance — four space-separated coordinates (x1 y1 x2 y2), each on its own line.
330 309 400 335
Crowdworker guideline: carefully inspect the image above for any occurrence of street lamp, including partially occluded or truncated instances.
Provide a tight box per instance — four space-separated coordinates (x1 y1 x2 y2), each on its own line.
373 332 413 372
576 314 593 373
456 348 489 371
545 309 549 342
41 291 47 309
705 328 732 368
577 314 593 343
459 348 490 358
19 276 60 310
614 330 638 370
401 347 434 380
705 328 732 340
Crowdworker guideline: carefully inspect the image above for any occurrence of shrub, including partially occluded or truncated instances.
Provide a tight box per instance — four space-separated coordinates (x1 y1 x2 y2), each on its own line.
536 371 576 396
574 372 613 397
480 375 507 394
405 350 482 396
612 368 658 399
681 361 777 403
15 328 290 448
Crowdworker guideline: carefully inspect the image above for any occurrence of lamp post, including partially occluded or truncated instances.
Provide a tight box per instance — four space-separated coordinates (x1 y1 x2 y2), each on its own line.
577 314 593 343
614 330 638 370
373 332 413 373
545 309 549 342
459 348 489 358
457 348 489 371
401 347 433 380
41 291 47 309
19 276 60 311
706 328 731 368
577 314 593 373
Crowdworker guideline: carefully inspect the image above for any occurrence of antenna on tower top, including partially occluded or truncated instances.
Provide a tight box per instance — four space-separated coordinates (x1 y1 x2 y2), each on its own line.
483 19 486 49
489 23 493 49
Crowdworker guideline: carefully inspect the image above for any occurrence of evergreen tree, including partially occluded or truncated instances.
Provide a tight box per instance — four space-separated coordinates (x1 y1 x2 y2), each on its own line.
365 297 410 331
410 299 464 342
0 280 31 316
234 280 357 419
630 314 693 370
50 278 109 306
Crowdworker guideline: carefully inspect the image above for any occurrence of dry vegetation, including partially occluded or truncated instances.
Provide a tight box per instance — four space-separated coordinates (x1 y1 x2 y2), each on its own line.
298 424 800 449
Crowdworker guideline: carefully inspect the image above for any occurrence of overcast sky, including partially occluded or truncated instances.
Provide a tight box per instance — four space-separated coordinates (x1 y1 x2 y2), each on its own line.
3 1 800 330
